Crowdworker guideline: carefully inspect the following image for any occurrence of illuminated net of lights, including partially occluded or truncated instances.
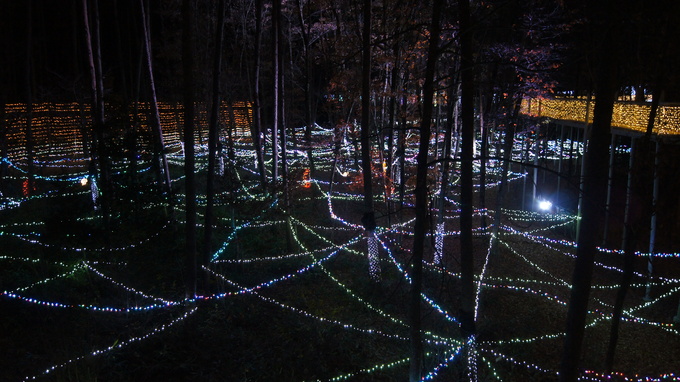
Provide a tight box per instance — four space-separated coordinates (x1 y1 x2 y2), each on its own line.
0 107 678 382
521 97 680 135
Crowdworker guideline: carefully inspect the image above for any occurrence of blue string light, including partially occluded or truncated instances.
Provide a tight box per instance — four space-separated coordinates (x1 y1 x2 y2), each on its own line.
0 115 677 382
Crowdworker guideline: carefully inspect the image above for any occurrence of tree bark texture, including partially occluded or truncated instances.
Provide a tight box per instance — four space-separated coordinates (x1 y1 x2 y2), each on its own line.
458 0 477 339
140 0 172 199
252 0 267 189
360 0 375 232
559 21 617 382
182 0 197 298
271 0 281 184
491 100 520 256
82 0 111 235
204 0 226 264
409 0 441 379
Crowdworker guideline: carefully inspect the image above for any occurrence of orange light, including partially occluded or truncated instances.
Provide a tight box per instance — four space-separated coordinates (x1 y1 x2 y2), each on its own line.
302 168 311 188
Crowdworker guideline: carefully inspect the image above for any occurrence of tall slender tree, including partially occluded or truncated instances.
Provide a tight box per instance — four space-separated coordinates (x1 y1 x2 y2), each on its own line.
360 0 381 282
140 0 172 200
204 0 226 264
0 93 6 193
409 0 442 379
82 0 111 235
0 1 6 193
360 0 375 231
251 0 267 189
295 0 316 174
458 0 477 341
559 2 618 379
434 89 455 265
182 0 197 298
272 0 282 185
491 99 520 256
25 0 35 195
279 19 289 208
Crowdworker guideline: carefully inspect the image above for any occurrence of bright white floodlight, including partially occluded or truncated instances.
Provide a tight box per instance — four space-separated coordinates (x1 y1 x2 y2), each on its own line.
80 177 89 186
538 200 552 211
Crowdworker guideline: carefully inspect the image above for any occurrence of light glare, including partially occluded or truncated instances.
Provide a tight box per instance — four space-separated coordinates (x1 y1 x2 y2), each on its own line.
538 200 552 211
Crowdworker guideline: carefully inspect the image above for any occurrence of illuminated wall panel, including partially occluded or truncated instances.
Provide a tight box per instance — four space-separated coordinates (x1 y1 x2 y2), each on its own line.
1 101 253 163
521 98 680 136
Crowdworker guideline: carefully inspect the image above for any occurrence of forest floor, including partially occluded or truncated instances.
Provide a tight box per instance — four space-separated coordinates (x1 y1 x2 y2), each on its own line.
1 145 679 382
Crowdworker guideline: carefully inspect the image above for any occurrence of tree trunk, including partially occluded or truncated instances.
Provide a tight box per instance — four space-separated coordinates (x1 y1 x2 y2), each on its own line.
204 0 226 265
182 0 197 298
398 99 406 214
296 0 315 174
644 80 663 141
92 0 104 120
491 100 520 256
226 102 237 161
25 0 35 195
605 231 636 372
478 95 488 230
271 0 281 185
279 40 289 209
361 0 375 234
252 0 266 189
112 0 136 192
0 95 6 193
360 0 380 284
434 91 455 265
559 25 617 382
386 41 402 229
82 0 110 235
127 46 144 212
0 2 7 193
409 0 441 379
140 0 172 200
458 0 477 341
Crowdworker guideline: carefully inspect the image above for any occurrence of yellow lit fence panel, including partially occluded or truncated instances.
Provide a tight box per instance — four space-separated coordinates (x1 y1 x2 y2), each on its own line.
521 98 680 136
2 101 253 162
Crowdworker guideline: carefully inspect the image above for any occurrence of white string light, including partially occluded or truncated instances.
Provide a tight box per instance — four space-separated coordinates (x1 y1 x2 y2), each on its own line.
0 106 677 382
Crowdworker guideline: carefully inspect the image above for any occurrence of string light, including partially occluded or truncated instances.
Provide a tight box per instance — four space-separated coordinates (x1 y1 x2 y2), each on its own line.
434 222 444 265
1 100 678 382
467 335 479 382
521 97 680 136
203 266 412 342
84 262 173 304
368 233 381 281
474 238 494 321
422 346 465 381
23 306 198 381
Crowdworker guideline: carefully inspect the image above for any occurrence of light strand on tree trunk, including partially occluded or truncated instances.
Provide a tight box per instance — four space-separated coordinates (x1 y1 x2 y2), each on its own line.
434 222 444 265
368 233 381 282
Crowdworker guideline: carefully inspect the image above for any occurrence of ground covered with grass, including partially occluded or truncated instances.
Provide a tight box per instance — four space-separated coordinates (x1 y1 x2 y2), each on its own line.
1 138 679 382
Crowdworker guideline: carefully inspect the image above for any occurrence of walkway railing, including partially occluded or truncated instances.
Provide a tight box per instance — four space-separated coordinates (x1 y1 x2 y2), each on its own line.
521 97 680 136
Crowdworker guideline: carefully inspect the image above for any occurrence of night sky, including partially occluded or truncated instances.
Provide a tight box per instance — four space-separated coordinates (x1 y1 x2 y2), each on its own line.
1 1 164 102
